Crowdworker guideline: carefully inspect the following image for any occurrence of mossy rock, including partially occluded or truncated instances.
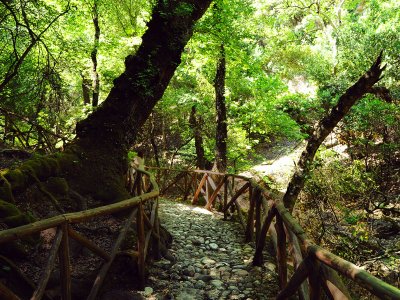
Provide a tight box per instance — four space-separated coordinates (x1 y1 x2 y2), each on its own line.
3 169 27 192
0 199 21 219
45 177 69 195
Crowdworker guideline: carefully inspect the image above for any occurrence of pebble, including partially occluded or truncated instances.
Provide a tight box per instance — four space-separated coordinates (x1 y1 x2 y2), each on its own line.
143 287 153 296
146 200 278 298
209 243 219 250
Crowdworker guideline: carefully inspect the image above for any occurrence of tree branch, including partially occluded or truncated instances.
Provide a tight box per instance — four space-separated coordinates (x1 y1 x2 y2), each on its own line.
283 52 386 211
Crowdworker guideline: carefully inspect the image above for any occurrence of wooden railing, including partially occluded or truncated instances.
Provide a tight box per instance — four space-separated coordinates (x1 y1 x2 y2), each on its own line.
1 166 399 299
0 167 160 300
148 167 400 300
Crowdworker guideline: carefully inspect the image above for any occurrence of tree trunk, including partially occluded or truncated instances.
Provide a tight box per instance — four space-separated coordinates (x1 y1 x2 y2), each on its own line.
81 74 91 105
283 53 385 212
150 114 161 168
69 0 212 201
189 105 210 170
213 44 227 173
91 0 100 107
0 0 213 231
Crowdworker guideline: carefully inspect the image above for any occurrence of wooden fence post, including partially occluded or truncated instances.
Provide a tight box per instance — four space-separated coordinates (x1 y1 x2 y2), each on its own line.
255 194 262 245
309 259 321 300
223 176 228 220
253 207 276 266
245 186 256 243
287 229 310 300
192 173 208 204
59 223 71 300
320 264 352 299
137 202 145 290
275 214 287 289
276 256 312 300
206 176 226 210
32 229 63 300
152 198 161 260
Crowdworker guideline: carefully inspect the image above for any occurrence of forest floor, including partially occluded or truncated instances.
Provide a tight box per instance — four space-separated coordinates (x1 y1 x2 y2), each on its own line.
145 199 279 300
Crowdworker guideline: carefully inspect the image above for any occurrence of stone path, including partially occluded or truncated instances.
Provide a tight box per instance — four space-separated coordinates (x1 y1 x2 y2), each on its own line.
145 200 278 299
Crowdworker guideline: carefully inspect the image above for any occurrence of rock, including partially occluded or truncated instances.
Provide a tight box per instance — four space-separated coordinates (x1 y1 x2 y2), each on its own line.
176 288 200 300
196 274 213 282
201 257 216 265
233 269 249 276
265 262 276 272
195 280 206 289
192 237 205 245
210 279 224 288
206 289 220 299
183 267 195 277
145 199 279 298
209 243 218 250
143 287 153 297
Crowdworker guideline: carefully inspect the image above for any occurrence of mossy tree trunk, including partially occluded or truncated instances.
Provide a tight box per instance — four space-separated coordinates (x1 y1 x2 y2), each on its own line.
283 53 385 212
0 0 212 230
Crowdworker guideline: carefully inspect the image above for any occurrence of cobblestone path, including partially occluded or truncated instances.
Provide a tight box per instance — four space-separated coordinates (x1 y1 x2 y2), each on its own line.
145 200 278 299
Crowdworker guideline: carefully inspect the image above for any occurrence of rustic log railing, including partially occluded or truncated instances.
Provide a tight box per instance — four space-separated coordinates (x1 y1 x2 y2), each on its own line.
148 166 400 300
0 167 160 300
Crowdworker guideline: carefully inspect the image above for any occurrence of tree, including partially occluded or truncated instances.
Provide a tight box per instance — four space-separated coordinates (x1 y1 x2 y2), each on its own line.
90 0 100 107
213 43 227 172
189 105 211 170
283 53 385 211
0 0 212 232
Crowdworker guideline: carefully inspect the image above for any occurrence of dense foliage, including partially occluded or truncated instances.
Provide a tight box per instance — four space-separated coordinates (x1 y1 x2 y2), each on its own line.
0 0 399 291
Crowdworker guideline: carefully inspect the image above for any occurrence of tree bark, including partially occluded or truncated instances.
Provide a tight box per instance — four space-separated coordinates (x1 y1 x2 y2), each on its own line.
149 113 161 168
67 0 212 201
189 105 210 170
213 44 227 173
91 0 100 107
283 52 385 212
0 0 213 231
81 74 91 105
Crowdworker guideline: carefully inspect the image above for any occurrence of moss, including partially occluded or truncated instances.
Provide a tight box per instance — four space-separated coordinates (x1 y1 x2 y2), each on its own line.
53 152 79 171
0 199 38 250
0 199 20 219
4 169 26 191
45 177 69 195
93 180 130 203
0 200 35 225
0 173 15 203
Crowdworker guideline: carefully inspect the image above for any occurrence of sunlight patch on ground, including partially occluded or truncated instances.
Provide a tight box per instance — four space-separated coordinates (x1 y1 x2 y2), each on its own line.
169 202 213 215
191 207 213 215
248 141 305 191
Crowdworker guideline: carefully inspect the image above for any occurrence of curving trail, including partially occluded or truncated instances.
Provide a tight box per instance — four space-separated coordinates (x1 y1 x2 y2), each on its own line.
145 199 278 300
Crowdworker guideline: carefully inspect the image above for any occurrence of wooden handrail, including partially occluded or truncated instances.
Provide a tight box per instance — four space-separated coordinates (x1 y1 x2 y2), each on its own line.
0 168 159 244
152 167 400 300
0 167 160 300
1 166 399 299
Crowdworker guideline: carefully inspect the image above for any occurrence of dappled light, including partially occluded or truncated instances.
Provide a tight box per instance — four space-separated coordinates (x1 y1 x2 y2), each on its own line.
0 0 399 298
